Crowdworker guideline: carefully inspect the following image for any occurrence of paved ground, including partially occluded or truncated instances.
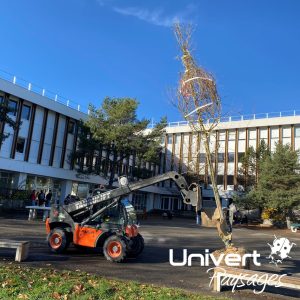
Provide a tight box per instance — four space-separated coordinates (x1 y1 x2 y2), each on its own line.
0 214 299 299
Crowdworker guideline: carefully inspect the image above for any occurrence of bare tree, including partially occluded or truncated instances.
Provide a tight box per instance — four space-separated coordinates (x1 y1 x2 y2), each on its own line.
174 23 232 247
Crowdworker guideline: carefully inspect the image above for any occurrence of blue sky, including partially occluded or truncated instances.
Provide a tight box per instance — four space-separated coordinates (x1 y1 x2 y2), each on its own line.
0 0 300 122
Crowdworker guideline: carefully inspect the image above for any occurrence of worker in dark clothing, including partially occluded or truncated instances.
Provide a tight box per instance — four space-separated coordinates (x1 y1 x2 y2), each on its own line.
46 190 53 206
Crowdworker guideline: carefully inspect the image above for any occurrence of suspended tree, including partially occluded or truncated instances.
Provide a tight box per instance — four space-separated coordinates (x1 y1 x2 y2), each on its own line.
174 24 232 247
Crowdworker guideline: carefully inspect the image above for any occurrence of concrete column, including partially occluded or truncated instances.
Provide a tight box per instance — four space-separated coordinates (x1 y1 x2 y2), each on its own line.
60 180 73 204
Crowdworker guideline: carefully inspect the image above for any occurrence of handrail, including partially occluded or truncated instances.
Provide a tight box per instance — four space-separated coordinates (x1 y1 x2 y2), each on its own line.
149 110 300 128
0 69 89 114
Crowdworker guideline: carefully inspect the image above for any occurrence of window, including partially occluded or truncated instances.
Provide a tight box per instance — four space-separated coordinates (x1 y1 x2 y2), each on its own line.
172 198 180 210
228 131 235 141
132 192 147 211
227 175 234 185
228 152 235 163
0 96 3 104
167 135 173 144
282 127 291 138
271 127 279 139
218 153 225 163
173 134 178 145
68 121 75 134
295 127 300 138
21 105 31 120
249 129 256 140
199 153 206 163
8 100 17 116
0 171 14 188
16 138 25 153
219 131 226 141
217 175 224 185
161 197 169 210
238 152 245 163
238 130 246 140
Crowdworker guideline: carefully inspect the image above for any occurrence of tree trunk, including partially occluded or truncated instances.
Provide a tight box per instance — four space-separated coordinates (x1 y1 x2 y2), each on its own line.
202 131 232 247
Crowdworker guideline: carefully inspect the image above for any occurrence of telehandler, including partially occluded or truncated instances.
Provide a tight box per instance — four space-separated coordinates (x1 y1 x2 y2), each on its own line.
46 171 202 262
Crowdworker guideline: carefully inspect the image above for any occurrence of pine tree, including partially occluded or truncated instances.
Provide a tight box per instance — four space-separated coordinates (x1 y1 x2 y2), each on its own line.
73 97 166 186
238 139 270 191
248 143 300 215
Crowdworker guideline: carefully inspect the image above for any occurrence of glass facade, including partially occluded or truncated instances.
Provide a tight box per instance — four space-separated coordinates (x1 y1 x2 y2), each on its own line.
26 176 61 200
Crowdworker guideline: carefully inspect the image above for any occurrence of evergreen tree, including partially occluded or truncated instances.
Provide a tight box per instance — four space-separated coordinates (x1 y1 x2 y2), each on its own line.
245 143 300 215
238 139 270 191
73 97 166 185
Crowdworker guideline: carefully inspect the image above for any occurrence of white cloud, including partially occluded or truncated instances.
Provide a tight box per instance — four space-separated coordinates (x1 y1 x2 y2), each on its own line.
112 4 196 27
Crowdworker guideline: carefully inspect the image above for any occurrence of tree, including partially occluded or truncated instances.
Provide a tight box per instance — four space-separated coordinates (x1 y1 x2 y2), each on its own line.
239 143 300 216
173 24 232 248
0 99 20 146
238 140 270 191
73 97 166 186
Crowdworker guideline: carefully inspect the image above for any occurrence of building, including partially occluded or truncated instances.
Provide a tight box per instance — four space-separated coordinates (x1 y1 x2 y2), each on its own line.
0 73 179 206
0 72 300 212
159 112 300 209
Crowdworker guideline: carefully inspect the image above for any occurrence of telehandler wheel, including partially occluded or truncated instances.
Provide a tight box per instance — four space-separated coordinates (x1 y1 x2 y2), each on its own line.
103 235 128 263
128 234 144 258
47 228 69 253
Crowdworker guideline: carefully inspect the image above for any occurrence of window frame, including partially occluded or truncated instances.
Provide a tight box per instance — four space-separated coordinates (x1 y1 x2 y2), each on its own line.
21 104 31 120
67 120 75 134
16 137 26 154
8 100 18 116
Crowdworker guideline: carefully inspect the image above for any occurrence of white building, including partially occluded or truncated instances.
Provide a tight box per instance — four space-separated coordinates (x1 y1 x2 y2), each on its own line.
159 112 300 209
0 74 179 207
0 73 300 212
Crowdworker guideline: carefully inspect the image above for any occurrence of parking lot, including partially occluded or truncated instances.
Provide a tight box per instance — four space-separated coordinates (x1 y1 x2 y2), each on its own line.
0 215 299 299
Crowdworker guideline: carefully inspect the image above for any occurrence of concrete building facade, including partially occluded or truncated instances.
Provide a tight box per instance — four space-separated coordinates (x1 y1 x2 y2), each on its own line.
0 73 300 212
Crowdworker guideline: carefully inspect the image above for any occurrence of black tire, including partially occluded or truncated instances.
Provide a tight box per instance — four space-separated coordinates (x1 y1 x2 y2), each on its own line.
47 228 69 253
128 234 144 258
103 235 128 262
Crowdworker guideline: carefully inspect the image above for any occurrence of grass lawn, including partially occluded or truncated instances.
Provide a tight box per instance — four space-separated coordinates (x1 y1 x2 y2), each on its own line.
0 264 229 300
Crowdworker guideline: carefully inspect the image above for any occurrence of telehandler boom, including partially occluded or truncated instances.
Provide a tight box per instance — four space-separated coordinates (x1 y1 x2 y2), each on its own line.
45 171 227 262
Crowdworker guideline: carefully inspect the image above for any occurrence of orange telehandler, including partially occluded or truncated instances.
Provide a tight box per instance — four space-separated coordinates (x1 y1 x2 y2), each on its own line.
46 171 202 262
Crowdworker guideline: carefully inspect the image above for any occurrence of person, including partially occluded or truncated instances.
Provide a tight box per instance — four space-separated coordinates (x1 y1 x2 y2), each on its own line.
29 190 37 206
42 190 52 221
37 190 46 206
46 190 52 207
228 199 237 232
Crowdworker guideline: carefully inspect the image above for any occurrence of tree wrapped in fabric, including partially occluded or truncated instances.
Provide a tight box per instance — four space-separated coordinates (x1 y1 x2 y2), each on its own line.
174 23 232 247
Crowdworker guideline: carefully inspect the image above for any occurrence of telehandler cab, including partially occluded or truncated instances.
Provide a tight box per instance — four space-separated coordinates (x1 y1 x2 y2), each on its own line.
46 171 201 262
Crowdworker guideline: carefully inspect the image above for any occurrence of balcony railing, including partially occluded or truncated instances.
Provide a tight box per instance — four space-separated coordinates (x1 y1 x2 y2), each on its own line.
1 69 299 127
0 69 89 114
149 110 300 128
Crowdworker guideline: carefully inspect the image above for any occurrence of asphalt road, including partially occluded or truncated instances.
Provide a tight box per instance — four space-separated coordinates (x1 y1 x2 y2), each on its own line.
0 215 299 300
